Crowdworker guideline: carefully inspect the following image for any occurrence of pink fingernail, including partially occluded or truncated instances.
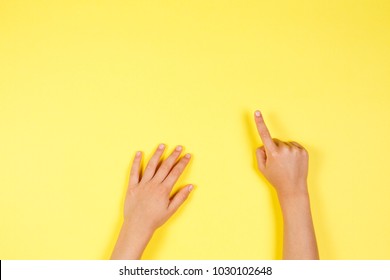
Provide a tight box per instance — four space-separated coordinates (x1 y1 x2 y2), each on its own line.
185 153 191 159
135 151 141 157
158 144 165 149
255 110 261 117
176 145 183 151
188 185 194 192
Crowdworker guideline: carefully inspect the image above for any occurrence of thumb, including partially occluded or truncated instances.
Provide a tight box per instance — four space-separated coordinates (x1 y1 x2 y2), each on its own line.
256 147 267 172
168 184 194 215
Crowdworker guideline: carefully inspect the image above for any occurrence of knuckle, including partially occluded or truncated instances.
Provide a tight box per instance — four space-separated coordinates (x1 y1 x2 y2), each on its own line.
146 163 154 170
158 163 170 173
292 146 300 153
280 144 290 153
260 131 268 138
162 180 172 189
170 167 182 177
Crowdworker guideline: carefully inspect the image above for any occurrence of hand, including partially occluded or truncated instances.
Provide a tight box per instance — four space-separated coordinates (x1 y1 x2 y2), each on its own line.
124 144 193 233
254 110 309 198
254 110 319 259
111 144 193 259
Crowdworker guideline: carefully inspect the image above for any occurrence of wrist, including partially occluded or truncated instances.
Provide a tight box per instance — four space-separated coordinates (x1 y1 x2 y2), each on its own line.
276 186 310 211
110 220 155 260
277 190 309 201
275 182 309 200
121 219 155 241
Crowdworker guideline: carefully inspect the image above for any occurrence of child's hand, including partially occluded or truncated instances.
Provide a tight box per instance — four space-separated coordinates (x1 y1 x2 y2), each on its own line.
254 110 309 198
111 144 193 259
254 110 319 259
124 144 193 233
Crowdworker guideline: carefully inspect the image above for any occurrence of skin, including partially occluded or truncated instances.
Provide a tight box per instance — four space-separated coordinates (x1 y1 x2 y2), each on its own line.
110 144 193 260
111 111 318 260
254 110 319 260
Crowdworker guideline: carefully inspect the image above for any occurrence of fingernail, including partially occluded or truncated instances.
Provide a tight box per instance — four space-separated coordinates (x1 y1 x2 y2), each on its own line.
158 144 165 150
188 185 194 192
185 153 191 159
176 145 183 151
255 110 261 117
135 151 141 157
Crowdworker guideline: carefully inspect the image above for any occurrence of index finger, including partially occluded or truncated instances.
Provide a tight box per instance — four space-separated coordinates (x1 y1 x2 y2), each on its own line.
254 110 276 152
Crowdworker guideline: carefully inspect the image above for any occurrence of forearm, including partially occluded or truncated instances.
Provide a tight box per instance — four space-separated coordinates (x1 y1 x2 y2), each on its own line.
278 190 319 260
110 221 154 260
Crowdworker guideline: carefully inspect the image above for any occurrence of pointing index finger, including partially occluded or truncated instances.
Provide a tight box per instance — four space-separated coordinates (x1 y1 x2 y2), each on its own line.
254 110 276 152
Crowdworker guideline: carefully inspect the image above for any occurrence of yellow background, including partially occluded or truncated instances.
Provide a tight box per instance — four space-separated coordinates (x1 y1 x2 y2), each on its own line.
1 0 389 259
